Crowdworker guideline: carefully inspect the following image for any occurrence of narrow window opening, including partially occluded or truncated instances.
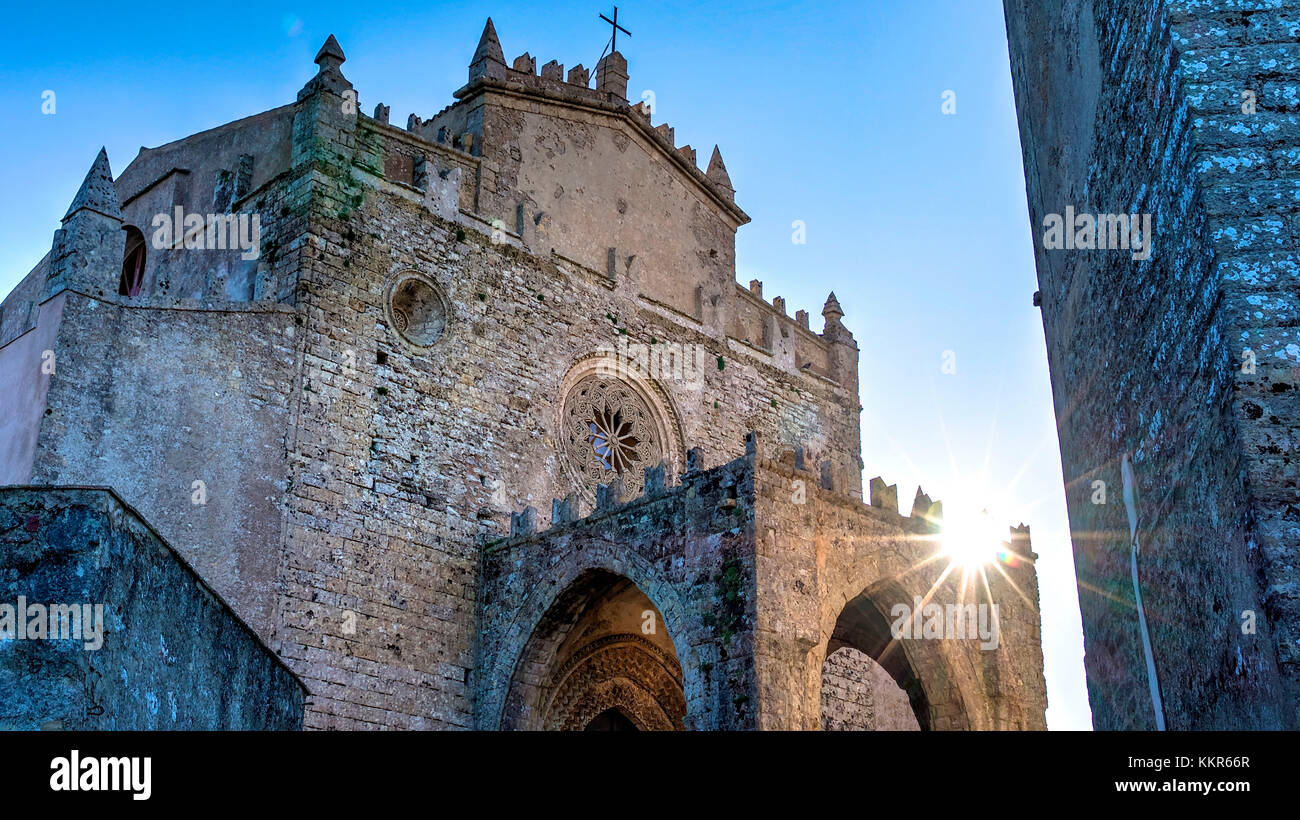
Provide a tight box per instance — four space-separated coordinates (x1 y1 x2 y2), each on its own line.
119 226 146 298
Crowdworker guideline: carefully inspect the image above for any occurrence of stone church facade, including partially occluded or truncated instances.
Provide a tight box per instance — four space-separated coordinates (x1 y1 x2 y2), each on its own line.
0 20 1047 730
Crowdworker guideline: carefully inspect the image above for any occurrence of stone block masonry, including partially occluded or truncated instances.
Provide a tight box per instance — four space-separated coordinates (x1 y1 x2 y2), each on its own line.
0 487 304 730
1004 0 1300 728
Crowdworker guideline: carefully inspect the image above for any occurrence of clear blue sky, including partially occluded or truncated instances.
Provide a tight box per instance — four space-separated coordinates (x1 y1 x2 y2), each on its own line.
0 0 1091 729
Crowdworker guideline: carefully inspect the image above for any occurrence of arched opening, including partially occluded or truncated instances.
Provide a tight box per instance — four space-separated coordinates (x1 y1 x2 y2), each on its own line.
822 591 930 730
501 569 685 731
585 708 639 732
119 225 146 298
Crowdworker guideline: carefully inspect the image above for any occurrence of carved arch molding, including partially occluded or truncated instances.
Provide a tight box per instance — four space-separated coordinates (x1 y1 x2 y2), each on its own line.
540 634 686 731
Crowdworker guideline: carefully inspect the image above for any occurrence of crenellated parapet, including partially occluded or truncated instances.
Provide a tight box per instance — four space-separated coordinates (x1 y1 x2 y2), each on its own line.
496 430 1029 546
729 282 858 388
418 19 743 217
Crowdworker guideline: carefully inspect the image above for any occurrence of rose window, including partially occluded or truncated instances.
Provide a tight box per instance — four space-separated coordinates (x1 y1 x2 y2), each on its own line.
562 376 663 497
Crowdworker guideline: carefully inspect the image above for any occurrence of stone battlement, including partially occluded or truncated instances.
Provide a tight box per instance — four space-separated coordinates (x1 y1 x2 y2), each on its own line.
498 432 1034 557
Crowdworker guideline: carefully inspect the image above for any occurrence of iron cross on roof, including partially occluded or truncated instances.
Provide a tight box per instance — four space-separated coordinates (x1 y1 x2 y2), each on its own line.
600 6 631 53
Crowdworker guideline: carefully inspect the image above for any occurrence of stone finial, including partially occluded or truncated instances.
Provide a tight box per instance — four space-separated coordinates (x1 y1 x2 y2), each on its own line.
46 147 126 301
678 145 697 165
512 53 536 74
472 18 505 63
795 309 809 329
820 460 834 490
470 18 507 81
407 113 423 131
773 296 787 315
644 461 667 496
373 103 390 124
596 480 623 511
63 148 122 223
869 477 898 513
822 292 844 323
315 34 346 72
510 506 538 538
567 64 590 86
541 60 563 81
706 146 733 194
654 123 675 145
749 279 763 299
596 51 628 99
631 101 651 122
298 35 352 100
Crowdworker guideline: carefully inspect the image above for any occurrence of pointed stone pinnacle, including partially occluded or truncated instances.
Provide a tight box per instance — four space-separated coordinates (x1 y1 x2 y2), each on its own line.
911 486 934 519
315 34 346 70
822 292 844 320
63 147 122 223
706 146 733 191
473 18 505 65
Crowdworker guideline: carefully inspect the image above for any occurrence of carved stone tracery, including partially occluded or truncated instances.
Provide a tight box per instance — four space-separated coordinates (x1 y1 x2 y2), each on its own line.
561 375 664 498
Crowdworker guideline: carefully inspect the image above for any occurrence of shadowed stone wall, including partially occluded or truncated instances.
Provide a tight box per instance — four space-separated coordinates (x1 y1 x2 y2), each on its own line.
821 647 921 731
0 487 304 730
1004 0 1299 728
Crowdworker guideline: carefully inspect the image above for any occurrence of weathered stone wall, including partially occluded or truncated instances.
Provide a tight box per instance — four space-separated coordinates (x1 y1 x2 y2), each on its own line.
0 294 63 485
821 647 920 731
422 28 747 327
1174 1 1300 728
1004 0 1299 728
0 256 48 348
0 487 304 730
751 449 1047 731
28 298 297 639
113 106 296 302
470 88 742 321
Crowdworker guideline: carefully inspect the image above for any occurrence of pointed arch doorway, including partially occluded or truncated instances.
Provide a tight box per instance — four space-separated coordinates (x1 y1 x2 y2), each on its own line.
501 569 686 731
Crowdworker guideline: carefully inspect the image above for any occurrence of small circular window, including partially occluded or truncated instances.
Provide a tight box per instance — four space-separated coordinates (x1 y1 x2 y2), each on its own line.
386 272 447 347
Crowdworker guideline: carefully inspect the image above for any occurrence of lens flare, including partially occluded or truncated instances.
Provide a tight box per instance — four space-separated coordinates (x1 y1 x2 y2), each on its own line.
941 507 1003 569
